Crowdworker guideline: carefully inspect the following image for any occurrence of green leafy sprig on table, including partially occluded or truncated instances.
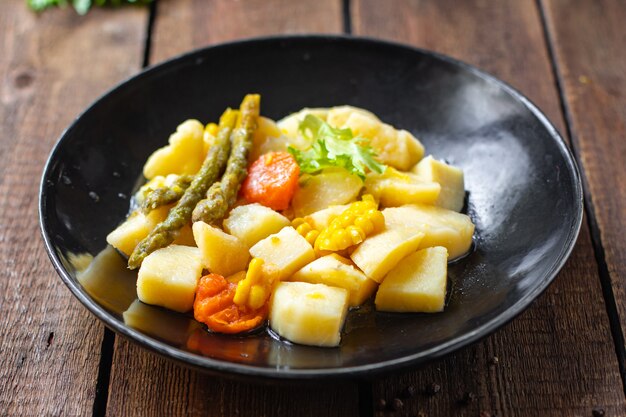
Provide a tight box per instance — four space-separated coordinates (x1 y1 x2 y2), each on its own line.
27 0 153 15
288 115 386 180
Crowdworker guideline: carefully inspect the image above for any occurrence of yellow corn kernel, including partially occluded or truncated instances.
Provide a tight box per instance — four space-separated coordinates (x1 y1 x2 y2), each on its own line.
234 258 265 307
293 217 320 246
246 258 264 285
337 212 355 228
368 209 385 232
346 225 365 244
292 217 306 228
249 284 268 310
296 222 312 236
304 230 320 246
331 229 351 249
205 123 219 136
354 216 374 235
233 280 251 307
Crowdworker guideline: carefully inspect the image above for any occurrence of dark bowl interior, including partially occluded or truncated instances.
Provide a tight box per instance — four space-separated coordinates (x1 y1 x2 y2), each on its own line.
40 36 582 379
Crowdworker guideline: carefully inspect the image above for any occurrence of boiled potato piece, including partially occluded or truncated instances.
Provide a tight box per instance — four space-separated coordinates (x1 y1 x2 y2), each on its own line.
339 111 424 170
223 203 291 248
143 119 205 180
365 168 440 207
291 254 377 306
383 204 474 259
137 245 203 313
304 204 349 230
375 247 448 312
326 105 380 127
248 116 294 162
249 226 315 280
292 169 362 217
350 228 425 282
192 221 249 277
277 107 330 141
270 281 349 347
413 156 465 212
106 206 169 256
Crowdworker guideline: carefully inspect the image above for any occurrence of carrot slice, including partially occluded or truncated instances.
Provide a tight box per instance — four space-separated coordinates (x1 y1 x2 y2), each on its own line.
240 151 300 210
193 273 267 334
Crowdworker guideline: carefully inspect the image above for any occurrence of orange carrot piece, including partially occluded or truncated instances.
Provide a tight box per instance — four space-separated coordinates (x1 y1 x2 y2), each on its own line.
240 151 300 211
193 273 267 334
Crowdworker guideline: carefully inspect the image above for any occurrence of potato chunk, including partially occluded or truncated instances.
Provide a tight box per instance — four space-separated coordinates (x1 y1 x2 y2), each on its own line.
143 119 205 180
277 107 330 142
365 168 440 207
269 281 349 347
106 206 169 256
248 117 292 163
413 156 465 212
383 204 474 260
375 247 448 312
291 254 377 306
223 203 290 248
292 169 362 217
326 105 380 127
338 111 424 170
249 226 315 280
304 204 349 230
350 228 424 283
192 221 249 277
137 245 203 313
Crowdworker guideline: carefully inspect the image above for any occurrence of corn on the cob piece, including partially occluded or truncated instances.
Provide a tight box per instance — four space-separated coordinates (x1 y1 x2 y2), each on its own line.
313 195 384 253
291 217 320 246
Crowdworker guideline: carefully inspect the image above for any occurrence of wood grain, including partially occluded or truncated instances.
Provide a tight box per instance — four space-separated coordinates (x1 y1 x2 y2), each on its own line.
108 338 359 417
105 1 358 416
0 2 147 416
352 0 625 415
150 0 344 64
542 0 626 357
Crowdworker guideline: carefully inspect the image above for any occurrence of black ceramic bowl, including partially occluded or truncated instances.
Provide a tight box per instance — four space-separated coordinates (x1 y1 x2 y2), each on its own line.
39 36 582 379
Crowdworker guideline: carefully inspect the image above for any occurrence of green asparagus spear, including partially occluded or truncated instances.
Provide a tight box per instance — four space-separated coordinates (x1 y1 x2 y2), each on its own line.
128 109 238 269
140 175 193 214
192 94 260 224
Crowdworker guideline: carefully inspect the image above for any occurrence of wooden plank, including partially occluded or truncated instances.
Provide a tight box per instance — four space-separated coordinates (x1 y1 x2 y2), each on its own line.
105 1 358 416
0 2 147 416
150 0 344 64
352 0 625 415
543 0 626 357
108 338 359 417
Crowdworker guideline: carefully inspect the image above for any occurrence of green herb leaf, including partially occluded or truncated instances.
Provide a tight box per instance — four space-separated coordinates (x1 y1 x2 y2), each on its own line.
288 115 386 180
26 0 152 13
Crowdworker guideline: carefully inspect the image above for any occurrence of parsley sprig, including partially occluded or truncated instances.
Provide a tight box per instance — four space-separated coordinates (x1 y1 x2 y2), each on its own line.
288 115 386 180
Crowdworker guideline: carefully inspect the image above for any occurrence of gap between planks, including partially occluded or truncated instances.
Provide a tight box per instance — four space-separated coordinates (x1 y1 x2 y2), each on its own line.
536 0 626 396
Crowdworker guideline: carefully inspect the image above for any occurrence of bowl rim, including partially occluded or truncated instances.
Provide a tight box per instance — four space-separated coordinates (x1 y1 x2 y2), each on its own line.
39 34 583 379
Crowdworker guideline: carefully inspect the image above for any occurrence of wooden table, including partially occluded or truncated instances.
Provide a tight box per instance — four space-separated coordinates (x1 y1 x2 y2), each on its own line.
2 0 625 415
